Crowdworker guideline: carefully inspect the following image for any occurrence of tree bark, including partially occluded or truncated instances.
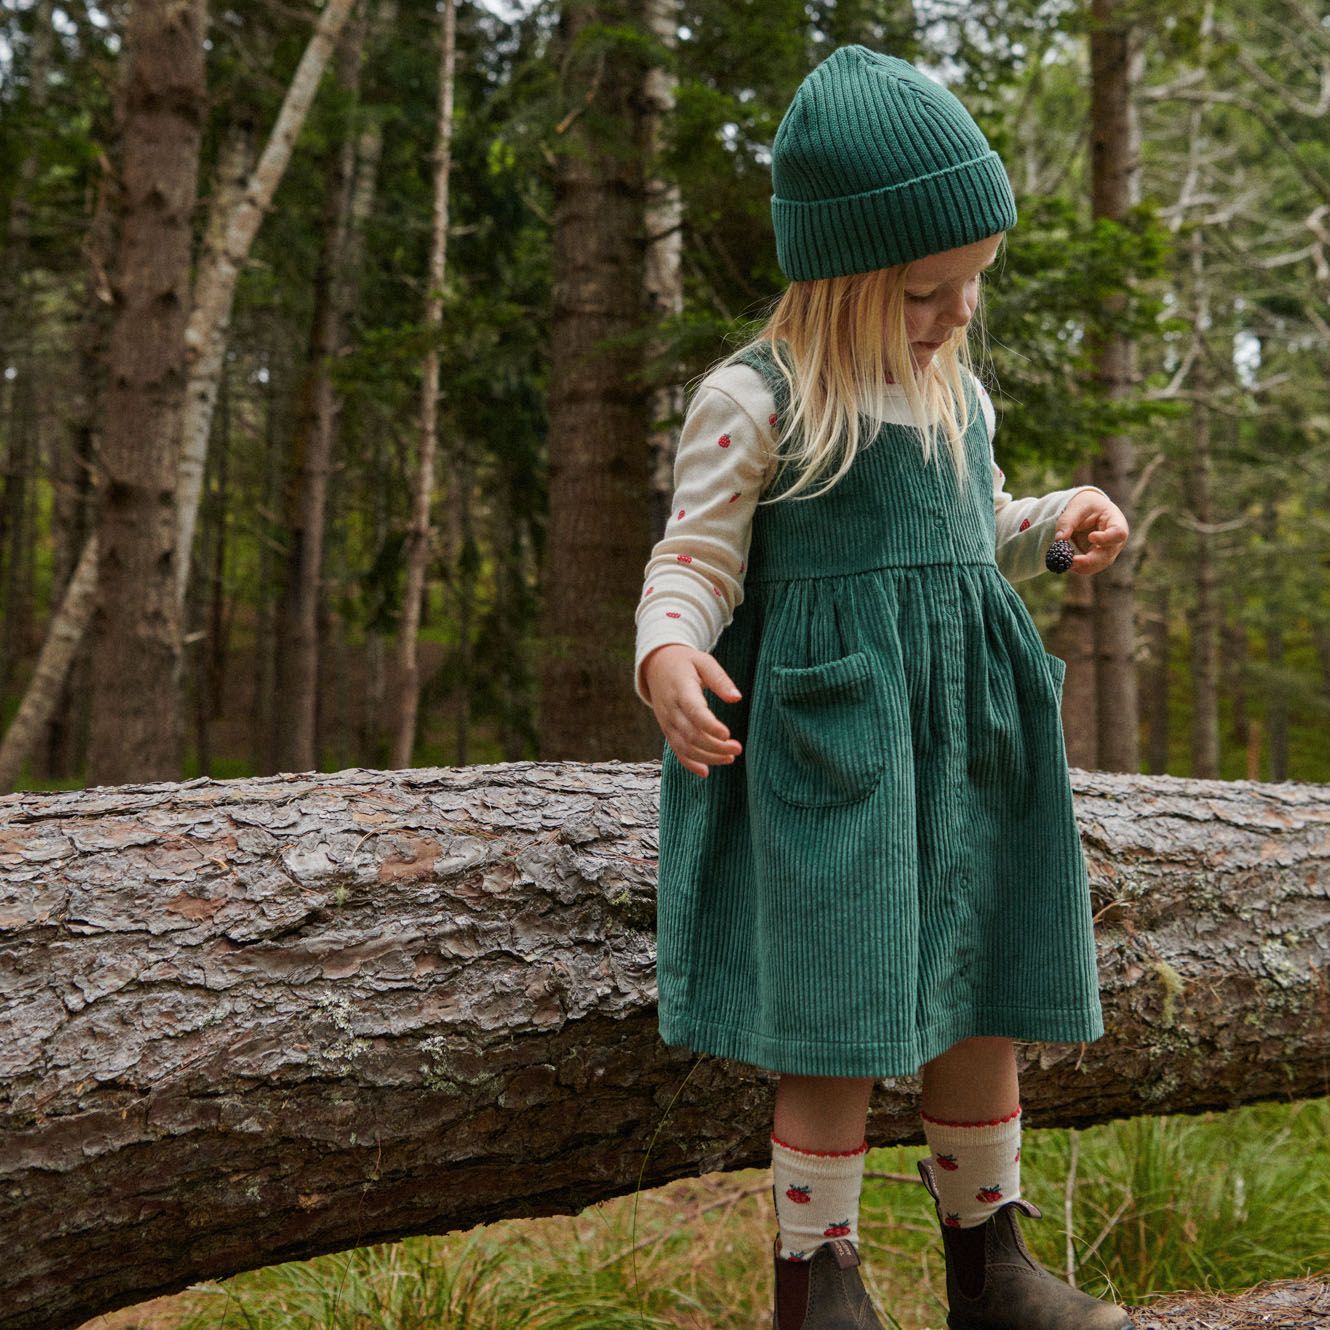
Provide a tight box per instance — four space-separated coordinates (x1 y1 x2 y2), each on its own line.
0 762 1326 1330
87 0 208 786
175 0 359 611
539 0 659 761
1088 0 1142 772
392 0 457 770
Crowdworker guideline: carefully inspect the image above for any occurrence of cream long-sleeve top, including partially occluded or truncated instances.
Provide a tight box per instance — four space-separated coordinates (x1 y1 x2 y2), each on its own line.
634 361 1106 709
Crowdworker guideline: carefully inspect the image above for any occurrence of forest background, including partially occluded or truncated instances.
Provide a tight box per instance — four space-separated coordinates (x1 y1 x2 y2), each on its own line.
0 0 1327 789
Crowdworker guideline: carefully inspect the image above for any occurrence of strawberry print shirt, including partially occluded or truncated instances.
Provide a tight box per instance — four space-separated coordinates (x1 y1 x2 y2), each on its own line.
634 361 1105 708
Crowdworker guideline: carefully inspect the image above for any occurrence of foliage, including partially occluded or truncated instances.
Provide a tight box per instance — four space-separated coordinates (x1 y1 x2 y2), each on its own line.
1 0 1329 781
175 1099 1328 1329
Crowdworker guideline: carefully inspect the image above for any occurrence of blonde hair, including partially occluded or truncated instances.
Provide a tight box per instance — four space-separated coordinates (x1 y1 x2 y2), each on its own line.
723 260 990 504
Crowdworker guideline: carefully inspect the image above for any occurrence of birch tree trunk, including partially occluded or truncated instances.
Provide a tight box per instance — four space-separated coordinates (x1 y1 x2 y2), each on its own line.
392 0 456 770
272 15 366 774
642 0 684 545
0 762 1326 1330
1087 0 1142 772
175 0 359 611
0 535 98 790
86 0 208 786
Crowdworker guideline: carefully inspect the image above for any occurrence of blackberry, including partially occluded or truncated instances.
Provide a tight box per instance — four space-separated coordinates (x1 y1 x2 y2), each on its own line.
1045 538 1076 574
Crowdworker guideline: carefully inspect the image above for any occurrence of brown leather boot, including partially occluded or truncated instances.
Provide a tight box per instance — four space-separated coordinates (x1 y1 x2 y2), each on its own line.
771 1235 888 1330
917 1159 1133 1330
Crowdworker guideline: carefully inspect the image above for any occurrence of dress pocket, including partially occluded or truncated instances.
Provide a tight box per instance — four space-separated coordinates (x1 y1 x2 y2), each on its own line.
1044 650 1067 699
767 649 888 807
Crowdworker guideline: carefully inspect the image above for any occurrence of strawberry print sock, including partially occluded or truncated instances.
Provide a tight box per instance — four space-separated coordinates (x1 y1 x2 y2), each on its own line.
770 1134 868 1261
921 1106 1022 1229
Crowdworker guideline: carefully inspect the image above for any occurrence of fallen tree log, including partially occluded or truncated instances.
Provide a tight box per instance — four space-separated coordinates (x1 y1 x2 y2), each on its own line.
1 762 1327 1330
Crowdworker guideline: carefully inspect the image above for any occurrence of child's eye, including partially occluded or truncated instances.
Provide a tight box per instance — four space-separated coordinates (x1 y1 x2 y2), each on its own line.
905 291 933 303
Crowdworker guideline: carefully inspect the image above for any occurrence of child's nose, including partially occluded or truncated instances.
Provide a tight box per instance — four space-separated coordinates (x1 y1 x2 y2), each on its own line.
938 287 973 329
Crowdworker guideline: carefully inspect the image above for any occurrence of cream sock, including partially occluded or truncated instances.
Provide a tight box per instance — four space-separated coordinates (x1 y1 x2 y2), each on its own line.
770 1134 868 1261
921 1106 1022 1228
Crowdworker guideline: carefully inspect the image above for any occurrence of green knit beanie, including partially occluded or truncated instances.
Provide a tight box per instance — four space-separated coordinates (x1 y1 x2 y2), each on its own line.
771 45 1017 281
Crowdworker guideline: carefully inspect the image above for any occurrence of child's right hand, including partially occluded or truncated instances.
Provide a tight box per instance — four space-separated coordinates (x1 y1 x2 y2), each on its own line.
642 644 743 778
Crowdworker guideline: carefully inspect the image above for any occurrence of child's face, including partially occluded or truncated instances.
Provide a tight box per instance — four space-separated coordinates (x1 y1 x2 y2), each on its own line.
902 233 1003 370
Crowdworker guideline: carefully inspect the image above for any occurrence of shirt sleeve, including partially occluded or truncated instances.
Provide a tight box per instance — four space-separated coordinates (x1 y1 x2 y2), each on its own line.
633 364 777 708
978 377 1111 583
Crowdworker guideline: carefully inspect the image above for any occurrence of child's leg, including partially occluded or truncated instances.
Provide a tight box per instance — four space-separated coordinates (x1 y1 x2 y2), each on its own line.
917 1038 1130 1330
770 1075 886 1330
771 1075 873 1258
920 1036 1021 1227
774 1073 874 1151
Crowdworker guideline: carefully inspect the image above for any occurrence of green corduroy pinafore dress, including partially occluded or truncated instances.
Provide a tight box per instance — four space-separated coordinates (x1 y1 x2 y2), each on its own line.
654 342 1105 1078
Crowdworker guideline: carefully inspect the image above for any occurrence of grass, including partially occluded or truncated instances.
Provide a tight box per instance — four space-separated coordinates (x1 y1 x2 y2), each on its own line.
172 1098 1329 1330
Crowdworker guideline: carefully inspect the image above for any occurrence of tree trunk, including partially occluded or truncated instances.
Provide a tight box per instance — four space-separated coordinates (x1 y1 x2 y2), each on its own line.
1142 582 1169 775
1261 504 1288 782
0 346 38 695
0 762 1326 1330
43 147 112 782
272 16 365 774
1088 0 1142 772
492 454 539 762
175 0 359 611
86 0 208 786
453 433 475 766
1222 610 1249 751
0 0 53 694
1050 463 1099 768
1313 620 1330 704
341 3 393 768
538 0 659 761
642 0 684 545
253 355 283 772
0 535 99 791
393 0 457 770
1183 233 1220 779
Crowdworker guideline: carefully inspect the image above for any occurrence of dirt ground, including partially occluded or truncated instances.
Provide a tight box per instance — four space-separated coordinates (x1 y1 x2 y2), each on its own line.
1130 1278 1330 1329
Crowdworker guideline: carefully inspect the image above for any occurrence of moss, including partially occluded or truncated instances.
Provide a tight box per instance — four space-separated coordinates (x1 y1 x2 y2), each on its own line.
1153 959 1187 1027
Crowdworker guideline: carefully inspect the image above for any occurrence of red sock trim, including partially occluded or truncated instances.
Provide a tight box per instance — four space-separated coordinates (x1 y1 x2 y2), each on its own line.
770 1133 869 1158
920 1105 1022 1129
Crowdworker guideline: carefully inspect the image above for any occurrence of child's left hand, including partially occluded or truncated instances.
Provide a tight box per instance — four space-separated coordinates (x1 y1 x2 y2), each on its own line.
1055 490 1129 575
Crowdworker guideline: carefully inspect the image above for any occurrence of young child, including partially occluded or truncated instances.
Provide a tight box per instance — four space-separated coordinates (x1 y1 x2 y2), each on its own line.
633 47 1133 1330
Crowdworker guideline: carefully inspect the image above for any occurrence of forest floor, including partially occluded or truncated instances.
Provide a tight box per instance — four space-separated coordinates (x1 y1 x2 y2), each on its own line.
67 1103 1330 1330
72 1272 1330 1330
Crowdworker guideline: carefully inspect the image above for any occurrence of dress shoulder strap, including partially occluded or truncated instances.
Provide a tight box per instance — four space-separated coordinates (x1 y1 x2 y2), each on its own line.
729 339 793 420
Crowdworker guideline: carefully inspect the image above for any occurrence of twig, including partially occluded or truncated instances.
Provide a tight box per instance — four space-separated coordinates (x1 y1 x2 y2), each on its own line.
1078 1192 1134 1268
1064 1128 1080 1288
